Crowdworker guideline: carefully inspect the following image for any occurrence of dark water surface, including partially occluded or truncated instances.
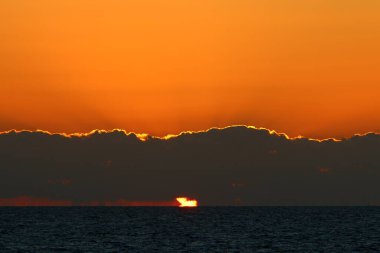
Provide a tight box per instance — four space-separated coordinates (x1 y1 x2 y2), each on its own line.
0 207 380 252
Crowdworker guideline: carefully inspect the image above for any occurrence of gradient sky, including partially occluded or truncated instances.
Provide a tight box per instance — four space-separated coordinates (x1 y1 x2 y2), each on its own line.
1 0 379 138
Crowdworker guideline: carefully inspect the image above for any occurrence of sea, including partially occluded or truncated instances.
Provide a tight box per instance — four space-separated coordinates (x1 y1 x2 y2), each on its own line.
0 207 379 252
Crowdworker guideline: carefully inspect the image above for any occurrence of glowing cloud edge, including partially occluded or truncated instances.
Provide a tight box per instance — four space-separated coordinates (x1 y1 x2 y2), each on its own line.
0 124 378 143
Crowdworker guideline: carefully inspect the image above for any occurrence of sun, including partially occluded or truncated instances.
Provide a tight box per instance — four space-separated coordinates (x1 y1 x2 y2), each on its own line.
176 197 198 207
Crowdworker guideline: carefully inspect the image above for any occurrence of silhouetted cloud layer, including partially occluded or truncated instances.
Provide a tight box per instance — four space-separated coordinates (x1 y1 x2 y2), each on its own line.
1 126 379 205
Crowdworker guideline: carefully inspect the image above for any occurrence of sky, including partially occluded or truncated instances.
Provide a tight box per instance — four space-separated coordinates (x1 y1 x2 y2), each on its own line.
1 0 380 139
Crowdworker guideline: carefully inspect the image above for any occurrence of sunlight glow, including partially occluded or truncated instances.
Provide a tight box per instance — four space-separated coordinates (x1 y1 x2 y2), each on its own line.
176 197 198 207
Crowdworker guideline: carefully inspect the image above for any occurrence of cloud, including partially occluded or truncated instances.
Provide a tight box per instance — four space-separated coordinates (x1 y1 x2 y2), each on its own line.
0 126 379 205
0 196 72 206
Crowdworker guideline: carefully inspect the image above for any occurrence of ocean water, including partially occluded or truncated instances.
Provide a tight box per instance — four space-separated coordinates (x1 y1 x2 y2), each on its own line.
0 207 380 252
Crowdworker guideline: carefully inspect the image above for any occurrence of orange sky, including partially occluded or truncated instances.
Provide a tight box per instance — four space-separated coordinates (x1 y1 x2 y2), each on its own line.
0 0 379 139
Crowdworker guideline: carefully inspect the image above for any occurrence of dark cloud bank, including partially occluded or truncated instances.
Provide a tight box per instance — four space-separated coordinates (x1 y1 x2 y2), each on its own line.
0 126 379 205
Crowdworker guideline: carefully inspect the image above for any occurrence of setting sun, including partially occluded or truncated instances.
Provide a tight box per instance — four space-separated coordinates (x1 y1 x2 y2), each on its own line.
176 197 198 207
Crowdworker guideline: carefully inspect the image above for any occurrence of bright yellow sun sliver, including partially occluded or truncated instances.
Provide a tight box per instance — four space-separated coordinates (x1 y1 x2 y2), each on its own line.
176 197 198 207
